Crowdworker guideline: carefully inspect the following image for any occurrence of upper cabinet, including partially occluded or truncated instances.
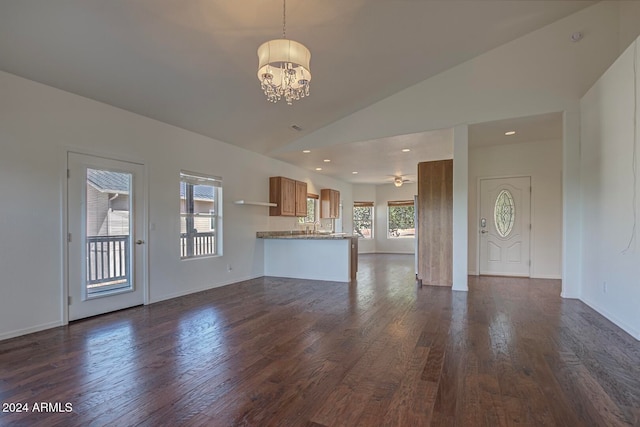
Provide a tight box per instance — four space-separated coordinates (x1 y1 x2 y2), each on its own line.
320 189 340 219
269 176 307 217
295 181 307 217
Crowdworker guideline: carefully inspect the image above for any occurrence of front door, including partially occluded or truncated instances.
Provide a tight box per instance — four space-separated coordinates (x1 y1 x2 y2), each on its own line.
479 176 531 277
67 152 146 321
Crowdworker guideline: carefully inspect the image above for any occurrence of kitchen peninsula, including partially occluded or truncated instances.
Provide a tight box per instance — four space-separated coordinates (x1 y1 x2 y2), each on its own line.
257 231 358 282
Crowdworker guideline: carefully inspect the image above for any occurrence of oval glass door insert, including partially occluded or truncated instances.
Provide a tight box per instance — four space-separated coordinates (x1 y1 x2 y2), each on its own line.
494 189 515 237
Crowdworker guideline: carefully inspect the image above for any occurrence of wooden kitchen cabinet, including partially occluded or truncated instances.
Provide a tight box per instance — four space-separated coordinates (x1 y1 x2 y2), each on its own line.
320 189 340 219
269 176 307 217
295 180 308 217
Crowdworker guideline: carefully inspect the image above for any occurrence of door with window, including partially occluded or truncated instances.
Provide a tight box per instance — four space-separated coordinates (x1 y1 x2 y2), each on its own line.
479 176 531 277
67 152 146 321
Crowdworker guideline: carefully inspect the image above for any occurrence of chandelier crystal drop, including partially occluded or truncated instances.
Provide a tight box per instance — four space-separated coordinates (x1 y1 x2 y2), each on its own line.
257 0 311 105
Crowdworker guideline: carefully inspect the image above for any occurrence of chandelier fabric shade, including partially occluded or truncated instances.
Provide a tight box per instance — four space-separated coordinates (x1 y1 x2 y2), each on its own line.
257 0 311 105
257 39 311 105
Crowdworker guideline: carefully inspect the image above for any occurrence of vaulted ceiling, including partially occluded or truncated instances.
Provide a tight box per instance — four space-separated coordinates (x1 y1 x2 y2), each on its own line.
0 1 595 182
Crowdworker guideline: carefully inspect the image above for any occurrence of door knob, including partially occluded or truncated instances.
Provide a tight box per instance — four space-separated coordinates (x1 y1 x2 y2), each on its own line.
136 239 145 245
480 230 488 234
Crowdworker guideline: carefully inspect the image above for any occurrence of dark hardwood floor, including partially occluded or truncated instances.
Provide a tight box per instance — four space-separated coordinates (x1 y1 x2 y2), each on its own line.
1 254 640 426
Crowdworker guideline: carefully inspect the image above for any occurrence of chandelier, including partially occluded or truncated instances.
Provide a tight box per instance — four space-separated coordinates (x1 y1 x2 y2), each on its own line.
257 0 311 105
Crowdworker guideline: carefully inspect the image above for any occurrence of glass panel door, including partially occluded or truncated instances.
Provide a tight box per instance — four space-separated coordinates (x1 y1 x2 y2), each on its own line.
68 152 145 321
85 168 133 297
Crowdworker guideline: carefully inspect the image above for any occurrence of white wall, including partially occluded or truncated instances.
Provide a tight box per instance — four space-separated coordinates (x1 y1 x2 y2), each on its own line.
580 38 640 340
352 183 417 254
468 139 563 279
0 70 352 340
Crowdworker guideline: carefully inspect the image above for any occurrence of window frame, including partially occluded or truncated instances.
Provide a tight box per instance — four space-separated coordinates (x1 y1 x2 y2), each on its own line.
180 170 223 259
298 193 319 224
353 201 374 239
387 200 415 239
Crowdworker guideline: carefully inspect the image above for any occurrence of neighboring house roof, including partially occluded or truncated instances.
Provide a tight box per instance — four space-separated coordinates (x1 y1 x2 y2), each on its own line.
88 170 214 202
180 182 214 202
87 169 130 194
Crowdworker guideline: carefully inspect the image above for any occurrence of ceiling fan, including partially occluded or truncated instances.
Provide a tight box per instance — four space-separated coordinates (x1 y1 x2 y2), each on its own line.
392 176 411 187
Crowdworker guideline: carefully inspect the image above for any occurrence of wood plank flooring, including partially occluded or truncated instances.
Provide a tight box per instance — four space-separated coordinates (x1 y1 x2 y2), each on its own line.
1 254 640 426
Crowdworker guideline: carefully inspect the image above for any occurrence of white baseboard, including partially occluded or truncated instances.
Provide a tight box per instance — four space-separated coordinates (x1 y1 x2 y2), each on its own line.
468 270 478 276
149 274 262 304
581 296 640 341
531 274 562 280
369 251 415 255
0 320 64 342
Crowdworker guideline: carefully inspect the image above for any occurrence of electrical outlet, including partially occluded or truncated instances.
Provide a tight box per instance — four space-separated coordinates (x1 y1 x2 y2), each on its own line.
227 264 232 272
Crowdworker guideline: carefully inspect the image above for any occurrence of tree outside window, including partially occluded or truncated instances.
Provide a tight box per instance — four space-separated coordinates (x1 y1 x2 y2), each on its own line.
298 194 319 224
388 200 415 238
353 201 374 239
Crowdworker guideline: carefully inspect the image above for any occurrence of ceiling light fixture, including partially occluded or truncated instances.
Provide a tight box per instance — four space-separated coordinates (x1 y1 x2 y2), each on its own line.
257 0 311 105
302 150 311 153
394 177 404 187
352 171 358 175
402 148 410 152
505 131 516 136
315 167 322 171
323 159 331 163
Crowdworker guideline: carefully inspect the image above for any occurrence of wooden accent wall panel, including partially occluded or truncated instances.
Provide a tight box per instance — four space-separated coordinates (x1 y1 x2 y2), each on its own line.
417 160 453 286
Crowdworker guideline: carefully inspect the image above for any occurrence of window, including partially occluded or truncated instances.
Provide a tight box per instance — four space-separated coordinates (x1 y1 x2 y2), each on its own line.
494 189 515 238
353 201 374 239
298 193 319 224
387 200 415 238
180 171 222 258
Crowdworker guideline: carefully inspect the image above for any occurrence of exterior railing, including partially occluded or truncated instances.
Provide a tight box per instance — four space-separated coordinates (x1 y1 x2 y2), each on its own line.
180 231 216 258
87 235 129 286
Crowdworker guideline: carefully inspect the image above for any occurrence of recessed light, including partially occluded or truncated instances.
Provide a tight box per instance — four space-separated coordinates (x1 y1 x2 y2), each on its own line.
352 171 358 174
323 159 331 163
505 131 516 136
315 167 322 171
402 148 410 152
302 150 311 153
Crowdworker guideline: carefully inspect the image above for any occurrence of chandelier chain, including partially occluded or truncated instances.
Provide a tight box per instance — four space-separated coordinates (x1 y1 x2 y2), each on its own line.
282 0 286 39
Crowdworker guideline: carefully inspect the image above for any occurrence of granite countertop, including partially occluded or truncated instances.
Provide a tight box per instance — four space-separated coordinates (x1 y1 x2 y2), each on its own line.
256 231 354 240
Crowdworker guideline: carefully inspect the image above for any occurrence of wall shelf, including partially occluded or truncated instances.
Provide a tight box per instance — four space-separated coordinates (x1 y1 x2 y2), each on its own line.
234 200 277 207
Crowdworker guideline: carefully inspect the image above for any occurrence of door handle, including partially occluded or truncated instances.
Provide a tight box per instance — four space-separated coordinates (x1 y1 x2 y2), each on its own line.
480 230 488 234
136 239 145 245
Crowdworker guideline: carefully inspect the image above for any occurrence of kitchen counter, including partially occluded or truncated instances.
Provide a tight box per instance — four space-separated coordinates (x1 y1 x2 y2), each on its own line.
257 231 358 282
256 231 353 240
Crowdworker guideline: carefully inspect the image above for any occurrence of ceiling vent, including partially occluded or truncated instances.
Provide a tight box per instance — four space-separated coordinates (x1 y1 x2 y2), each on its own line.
291 124 303 132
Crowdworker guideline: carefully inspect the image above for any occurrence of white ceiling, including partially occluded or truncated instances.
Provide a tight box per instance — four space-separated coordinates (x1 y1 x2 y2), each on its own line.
0 1 587 183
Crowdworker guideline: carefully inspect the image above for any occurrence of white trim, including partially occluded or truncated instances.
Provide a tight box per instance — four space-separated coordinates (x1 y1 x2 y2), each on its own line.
64 149 150 323
0 321 64 342
531 274 562 280
59 149 69 326
581 296 640 341
476 175 532 278
371 251 415 255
